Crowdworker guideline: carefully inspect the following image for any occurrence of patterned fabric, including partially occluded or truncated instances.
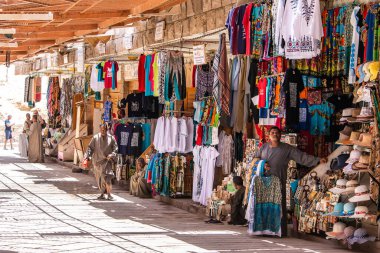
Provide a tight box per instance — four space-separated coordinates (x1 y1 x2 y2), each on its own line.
196 67 214 101
250 176 282 236
158 52 168 104
218 33 231 116
60 78 74 127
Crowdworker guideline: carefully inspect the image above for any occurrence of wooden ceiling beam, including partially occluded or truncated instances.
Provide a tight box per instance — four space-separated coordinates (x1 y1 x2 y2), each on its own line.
0 55 23 61
55 11 130 19
131 0 186 14
14 24 98 32
62 0 86 14
13 31 75 39
0 45 41 51
80 0 105 13
20 40 56 46
0 50 28 55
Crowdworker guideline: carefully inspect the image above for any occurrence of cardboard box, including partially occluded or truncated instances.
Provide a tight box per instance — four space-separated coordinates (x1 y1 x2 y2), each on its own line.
58 124 88 161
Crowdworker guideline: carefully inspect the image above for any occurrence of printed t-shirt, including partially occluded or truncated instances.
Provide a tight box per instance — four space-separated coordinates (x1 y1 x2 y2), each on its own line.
126 93 143 117
258 77 267 108
309 101 335 135
103 61 119 89
129 125 143 156
115 124 132 155
283 68 305 127
143 96 159 118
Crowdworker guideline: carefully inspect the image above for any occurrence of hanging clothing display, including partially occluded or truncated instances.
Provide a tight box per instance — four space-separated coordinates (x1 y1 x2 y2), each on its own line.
60 77 74 127
46 76 61 128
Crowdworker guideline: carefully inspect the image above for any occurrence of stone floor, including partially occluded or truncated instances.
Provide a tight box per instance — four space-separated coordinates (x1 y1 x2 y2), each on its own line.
0 149 374 253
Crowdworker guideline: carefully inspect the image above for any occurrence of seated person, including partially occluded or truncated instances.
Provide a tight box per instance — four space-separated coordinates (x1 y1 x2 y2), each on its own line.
228 176 247 225
130 158 151 198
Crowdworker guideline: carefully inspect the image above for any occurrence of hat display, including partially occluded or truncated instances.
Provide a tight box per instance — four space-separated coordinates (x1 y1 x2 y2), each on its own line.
356 107 374 120
329 180 348 195
324 202 344 216
354 86 364 103
349 185 371 202
353 133 372 148
341 132 361 146
345 150 361 164
341 202 355 216
336 133 350 145
326 222 346 238
336 226 355 240
352 154 370 170
350 206 369 219
347 228 375 245
368 61 379 81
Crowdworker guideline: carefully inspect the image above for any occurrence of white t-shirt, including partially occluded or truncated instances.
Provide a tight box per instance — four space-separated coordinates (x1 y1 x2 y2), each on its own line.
280 0 323 59
192 145 202 202
90 65 104 92
193 101 202 123
166 117 178 153
178 117 188 153
153 116 166 153
184 118 194 153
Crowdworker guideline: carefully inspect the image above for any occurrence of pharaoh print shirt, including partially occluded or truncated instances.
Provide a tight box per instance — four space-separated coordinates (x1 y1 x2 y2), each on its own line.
281 0 323 59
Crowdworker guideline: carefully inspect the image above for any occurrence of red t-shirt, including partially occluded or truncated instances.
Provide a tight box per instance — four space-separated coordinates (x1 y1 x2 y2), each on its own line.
138 54 146 92
103 61 119 89
196 124 203 146
258 78 267 108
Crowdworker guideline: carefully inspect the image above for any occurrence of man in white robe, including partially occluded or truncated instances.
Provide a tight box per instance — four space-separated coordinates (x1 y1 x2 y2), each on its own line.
27 114 44 163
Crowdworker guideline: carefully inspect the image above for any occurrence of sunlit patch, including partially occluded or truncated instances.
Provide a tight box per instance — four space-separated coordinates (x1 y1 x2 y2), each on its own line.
174 230 241 235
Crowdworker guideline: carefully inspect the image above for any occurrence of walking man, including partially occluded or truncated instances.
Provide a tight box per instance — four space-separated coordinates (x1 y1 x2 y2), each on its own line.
4 115 14 150
83 124 118 200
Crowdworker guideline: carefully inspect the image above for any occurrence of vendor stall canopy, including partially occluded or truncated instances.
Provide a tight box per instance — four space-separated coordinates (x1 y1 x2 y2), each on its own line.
0 0 187 63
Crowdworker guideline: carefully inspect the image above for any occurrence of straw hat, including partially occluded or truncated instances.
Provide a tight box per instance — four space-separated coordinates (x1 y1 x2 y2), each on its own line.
346 108 361 122
348 185 370 202
342 203 355 216
352 154 370 170
353 133 372 148
356 107 374 120
350 206 369 219
347 228 376 245
326 222 346 238
336 226 355 240
368 61 379 81
324 202 344 216
363 62 371 82
345 150 362 164
341 131 361 145
344 180 359 194
329 179 348 194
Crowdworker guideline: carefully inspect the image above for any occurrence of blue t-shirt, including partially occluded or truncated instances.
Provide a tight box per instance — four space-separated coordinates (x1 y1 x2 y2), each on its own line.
309 102 335 135
4 120 11 131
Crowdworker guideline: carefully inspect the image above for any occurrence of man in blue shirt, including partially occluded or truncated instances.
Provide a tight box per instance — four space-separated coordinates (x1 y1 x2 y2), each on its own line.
4 115 14 150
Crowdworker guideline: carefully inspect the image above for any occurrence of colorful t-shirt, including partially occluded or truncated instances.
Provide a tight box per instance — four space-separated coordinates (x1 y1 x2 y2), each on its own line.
309 101 335 135
103 61 119 89
258 78 267 108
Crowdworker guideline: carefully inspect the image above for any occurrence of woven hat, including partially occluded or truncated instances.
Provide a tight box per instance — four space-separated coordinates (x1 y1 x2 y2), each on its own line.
341 202 355 216
350 206 369 218
347 228 375 245
356 107 374 119
349 185 370 202
339 126 353 136
346 150 362 164
368 61 379 81
343 164 355 175
363 62 371 82
347 108 361 122
336 133 350 145
353 133 372 148
344 180 359 194
341 132 361 145
336 226 355 240
324 202 344 216
326 222 346 238
355 86 364 103
352 154 370 170
329 179 348 194
340 108 353 122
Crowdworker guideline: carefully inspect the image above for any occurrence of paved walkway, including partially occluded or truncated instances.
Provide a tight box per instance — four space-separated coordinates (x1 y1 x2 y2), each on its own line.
0 150 368 253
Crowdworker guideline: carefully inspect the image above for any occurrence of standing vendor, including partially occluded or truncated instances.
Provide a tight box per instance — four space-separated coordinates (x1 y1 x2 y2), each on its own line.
254 126 327 236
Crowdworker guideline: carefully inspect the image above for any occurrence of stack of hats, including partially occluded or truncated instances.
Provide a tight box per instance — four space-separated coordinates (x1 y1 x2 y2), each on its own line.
353 133 372 148
348 185 371 202
326 225 375 245
347 228 376 245
343 150 361 174
328 180 359 195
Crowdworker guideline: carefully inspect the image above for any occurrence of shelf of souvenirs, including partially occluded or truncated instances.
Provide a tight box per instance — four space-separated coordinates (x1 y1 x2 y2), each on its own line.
343 167 380 185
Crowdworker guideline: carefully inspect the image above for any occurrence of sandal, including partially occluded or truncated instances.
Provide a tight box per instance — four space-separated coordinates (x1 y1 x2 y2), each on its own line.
107 195 114 201
97 194 106 200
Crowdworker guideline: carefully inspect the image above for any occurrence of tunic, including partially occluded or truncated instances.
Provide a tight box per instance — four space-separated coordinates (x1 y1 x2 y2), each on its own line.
27 122 44 163
85 133 118 191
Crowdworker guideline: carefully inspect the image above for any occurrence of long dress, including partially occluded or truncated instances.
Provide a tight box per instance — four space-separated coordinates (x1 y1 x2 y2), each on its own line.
19 120 31 158
27 122 44 163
